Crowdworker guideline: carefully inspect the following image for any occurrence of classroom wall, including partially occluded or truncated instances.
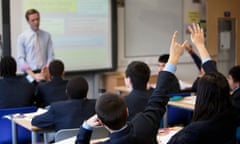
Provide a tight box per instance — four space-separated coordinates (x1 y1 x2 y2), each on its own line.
114 1 200 82
206 0 240 64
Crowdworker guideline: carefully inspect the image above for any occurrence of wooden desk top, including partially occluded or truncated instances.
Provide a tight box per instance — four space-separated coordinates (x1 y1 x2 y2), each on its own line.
114 86 131 93
10 108 50 132
168 96 196 110
13 116 41 131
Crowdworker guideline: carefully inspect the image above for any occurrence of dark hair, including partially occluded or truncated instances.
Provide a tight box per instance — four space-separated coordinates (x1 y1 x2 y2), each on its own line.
25 9 39 21
229 65 240 82
49 60 64 77
66 76 88 99
193 72 232 121
158 54 169 63
125 61 150 90
0 56 17 77
96 93 128 130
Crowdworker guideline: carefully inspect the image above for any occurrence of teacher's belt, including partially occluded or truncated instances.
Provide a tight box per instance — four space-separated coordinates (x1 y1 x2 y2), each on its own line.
32 69 41 73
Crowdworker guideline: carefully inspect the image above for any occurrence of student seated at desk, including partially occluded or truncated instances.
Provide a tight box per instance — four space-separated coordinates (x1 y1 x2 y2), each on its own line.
0 56 35 108
227 66 240 133
75 31 187 144
168 23 237 144
124 61 154 120
31 76 96 132
35 59 68 108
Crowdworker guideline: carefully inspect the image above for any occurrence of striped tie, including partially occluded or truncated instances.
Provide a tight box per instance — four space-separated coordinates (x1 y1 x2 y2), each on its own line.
35 32 43 67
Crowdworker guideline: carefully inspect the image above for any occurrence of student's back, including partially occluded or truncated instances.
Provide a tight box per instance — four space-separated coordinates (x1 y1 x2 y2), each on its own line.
32 76 96 131
35 60 68 107
124 61 154 120
0 75 34 108
0 56 34 108
36 77 68 107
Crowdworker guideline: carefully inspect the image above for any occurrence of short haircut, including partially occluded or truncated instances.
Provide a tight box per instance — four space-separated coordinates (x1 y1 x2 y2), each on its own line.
0 56 17 77
25 8 39 21
193 72 231 121
125 61 150 90
158 54 169 63
96 93 128 130
229 65 240 82
49 60 64 77
66 76 88 99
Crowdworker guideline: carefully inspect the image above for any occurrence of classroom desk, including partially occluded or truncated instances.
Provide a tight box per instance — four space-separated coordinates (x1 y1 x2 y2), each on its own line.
164 96 196 128
6 109 52 144
168 96 195 111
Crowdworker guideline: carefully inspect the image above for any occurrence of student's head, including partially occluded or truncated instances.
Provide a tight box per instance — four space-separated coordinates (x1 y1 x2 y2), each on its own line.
0 56 17 77
95 93 128 130
125 61 150 90
25 9 40 31
49 60 64 77
158 54 169 72
228 65 240 91
66 76 88 99
193 72 231 121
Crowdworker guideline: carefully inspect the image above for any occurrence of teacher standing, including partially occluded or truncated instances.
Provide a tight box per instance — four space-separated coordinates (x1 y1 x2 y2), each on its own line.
17 8 54 82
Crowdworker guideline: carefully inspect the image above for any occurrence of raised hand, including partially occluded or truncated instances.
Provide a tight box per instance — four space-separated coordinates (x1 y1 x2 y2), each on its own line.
188 23 204 47
168 31 187 65
188 23 210 60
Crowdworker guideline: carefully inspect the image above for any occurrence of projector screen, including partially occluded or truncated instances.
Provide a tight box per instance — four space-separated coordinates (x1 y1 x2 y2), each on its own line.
10 0 117 73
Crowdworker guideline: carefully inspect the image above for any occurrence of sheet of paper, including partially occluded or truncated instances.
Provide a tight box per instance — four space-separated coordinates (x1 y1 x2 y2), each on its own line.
183 96 196 105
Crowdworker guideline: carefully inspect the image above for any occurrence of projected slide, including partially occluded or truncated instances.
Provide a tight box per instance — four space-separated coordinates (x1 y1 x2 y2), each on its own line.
10 0 116 72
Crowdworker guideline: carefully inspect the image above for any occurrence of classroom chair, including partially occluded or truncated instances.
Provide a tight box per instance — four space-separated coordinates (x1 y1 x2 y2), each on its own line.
55 128 80 142
54 126 109 142
0 106 37 144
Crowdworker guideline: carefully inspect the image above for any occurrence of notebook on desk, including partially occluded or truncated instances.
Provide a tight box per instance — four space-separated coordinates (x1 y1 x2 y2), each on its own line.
157 127 182 144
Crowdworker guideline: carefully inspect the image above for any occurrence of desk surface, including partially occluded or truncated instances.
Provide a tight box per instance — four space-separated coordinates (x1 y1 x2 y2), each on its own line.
168 96 196 110
11 108 48 131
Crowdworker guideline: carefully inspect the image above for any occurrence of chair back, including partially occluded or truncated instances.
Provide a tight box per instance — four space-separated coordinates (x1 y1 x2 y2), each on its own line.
0 106 38 144
91 126 109 140
54 128 80 142
54 126 109 142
